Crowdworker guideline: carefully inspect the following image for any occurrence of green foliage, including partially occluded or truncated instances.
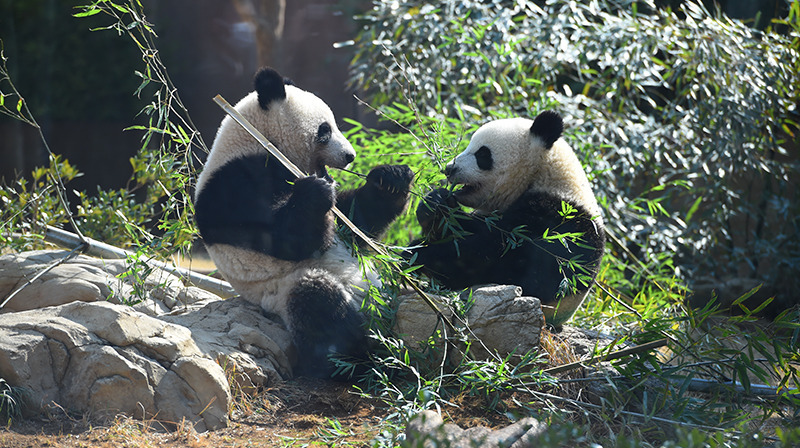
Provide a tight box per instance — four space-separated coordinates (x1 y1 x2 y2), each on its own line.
350 0 800 306
332 108 479 247
0 378 25 424
0 154 81 250
334 3 800 441
1 0 204 260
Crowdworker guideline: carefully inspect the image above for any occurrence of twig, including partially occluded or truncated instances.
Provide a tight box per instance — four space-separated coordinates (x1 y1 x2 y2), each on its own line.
335 167 367 179
0 242 86 309
544 338 668 375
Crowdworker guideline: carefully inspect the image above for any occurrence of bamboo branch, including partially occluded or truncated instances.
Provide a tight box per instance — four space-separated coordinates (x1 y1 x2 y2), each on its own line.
677 377 799 400
43 225 235 298
544 338 668 375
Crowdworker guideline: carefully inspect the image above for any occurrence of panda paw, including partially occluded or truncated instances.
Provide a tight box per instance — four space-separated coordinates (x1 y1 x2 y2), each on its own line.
417 188 458 235
292 176 336 212
365 164 414 197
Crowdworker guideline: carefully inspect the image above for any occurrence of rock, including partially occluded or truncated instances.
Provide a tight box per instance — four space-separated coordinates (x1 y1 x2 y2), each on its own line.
0 251 294 431
394 285 545 360
0 250 217 316
406 410 547 448
0 301 230 431
162 297 293 393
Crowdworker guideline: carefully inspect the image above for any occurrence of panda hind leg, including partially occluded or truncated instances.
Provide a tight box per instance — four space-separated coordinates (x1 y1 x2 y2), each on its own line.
287 271 368 378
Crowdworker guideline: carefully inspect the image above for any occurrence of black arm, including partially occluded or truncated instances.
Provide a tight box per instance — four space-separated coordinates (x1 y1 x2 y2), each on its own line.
336 164 413 241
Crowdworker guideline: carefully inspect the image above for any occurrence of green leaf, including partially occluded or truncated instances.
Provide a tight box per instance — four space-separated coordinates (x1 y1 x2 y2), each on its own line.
72 8 102 18
684 196 703 223
110 2 130 14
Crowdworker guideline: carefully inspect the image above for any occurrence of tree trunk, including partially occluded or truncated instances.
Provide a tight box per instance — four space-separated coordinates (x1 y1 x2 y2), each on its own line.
231 0 285 69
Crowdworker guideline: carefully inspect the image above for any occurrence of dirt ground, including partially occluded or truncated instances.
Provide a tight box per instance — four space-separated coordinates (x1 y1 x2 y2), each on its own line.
0 376 514 448
0 378 382 447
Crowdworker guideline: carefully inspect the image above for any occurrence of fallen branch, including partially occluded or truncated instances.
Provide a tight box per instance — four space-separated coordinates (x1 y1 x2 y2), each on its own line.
42 225 235 298
544 338 668 375
677 377 800 400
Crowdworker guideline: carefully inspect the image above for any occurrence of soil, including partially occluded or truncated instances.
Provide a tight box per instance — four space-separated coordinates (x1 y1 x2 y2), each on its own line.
0 376 514 448
0 378 383 447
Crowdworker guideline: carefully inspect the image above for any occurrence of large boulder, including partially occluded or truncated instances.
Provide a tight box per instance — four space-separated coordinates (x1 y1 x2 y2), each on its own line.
161 297 293 393
394 285 545 360
0 300 230 431
0 251 293 431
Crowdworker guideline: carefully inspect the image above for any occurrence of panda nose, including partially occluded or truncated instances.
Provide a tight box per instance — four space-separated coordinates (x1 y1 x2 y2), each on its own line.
444 164 458 178
344 153 355 165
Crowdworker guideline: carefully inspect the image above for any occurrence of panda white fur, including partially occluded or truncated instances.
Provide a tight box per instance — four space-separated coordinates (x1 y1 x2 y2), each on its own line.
195 67 413 376
407 110 605 326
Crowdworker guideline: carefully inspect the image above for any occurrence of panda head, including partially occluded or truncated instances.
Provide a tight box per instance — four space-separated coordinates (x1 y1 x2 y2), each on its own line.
209 67 355 179
445 110 599 216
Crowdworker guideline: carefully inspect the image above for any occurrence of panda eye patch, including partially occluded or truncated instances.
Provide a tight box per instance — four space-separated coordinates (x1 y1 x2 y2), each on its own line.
315 122 332 145
475 145 493 170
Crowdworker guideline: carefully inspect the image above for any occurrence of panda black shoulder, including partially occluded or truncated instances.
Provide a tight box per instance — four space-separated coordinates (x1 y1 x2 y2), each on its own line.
195 153 297 252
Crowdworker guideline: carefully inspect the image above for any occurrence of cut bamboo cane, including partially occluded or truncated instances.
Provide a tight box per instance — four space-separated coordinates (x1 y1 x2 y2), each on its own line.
44 225 236 298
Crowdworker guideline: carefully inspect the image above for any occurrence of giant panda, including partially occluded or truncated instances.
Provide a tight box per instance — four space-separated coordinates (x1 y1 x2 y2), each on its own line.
406 110 605 326
194 67 413 377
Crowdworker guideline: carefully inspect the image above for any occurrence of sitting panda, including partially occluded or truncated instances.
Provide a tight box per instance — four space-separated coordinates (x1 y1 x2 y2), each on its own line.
406 110 605 326
194 67 413 377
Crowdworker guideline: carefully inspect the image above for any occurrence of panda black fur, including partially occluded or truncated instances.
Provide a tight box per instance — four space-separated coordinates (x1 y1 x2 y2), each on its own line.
407 110 605 326
194 67 413 377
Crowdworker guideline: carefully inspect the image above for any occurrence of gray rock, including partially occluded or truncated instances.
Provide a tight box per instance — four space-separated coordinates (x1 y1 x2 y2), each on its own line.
0 301 230 431
406 410 547 448
162 297 293 392
0 250 294 431
0 250 217 316
394 285 545 360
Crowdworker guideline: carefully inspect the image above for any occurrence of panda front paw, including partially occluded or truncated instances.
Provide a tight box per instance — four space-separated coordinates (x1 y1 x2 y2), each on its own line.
417 188 458 236
292 176 336 213
365 164 414 197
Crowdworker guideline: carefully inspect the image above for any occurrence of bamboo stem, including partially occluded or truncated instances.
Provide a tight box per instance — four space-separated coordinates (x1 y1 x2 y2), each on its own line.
544 338 668 375
43 225 236 298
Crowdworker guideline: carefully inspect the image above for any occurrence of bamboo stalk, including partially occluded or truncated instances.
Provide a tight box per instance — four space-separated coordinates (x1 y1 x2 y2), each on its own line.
544 338 668 375
678 377 799 399
43 225 236 298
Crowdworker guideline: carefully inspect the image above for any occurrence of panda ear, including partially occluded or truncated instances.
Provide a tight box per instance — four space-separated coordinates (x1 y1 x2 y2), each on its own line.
254 67 288 110
530 110 564 149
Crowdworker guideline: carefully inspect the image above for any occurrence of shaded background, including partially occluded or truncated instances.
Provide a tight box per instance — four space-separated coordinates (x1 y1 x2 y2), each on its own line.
0 0 786 197
0 0 367 194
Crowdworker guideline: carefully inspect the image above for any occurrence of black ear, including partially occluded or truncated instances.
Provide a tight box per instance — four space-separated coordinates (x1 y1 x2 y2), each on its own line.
530 110 563 149
254 67 288 110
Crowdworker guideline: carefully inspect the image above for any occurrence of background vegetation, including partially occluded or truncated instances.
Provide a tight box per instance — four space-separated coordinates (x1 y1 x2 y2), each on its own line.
1 0 800 446
349 0 800 316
